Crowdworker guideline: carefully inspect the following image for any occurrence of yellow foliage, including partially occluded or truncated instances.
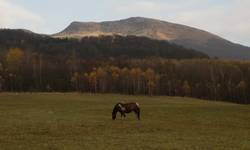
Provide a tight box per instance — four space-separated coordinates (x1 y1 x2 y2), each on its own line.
6 48 25 73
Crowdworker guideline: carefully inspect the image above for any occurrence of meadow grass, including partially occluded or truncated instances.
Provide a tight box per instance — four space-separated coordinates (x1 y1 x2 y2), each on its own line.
0 93 249 150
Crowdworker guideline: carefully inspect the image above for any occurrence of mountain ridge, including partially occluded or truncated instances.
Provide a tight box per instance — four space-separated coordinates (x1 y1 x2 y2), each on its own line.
53 17 250 60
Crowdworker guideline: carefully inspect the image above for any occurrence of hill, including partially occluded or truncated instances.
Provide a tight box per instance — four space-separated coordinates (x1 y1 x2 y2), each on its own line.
54 17 250 60
0 29 208 59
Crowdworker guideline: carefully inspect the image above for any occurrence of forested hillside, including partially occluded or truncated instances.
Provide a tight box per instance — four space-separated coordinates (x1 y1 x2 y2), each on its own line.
0 29 249 104
0 29 206 59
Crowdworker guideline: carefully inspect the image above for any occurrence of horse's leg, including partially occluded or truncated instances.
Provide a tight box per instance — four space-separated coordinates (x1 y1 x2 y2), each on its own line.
120 112 123 118
137 109 140 120
119 111 126 119
120 112 125 118
134 109 140 120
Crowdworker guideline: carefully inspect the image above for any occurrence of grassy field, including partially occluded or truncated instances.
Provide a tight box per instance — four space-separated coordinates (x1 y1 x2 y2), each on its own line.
0 93 249 150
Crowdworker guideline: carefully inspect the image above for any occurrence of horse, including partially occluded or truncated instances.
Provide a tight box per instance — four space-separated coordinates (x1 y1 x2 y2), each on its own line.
112 102 140 120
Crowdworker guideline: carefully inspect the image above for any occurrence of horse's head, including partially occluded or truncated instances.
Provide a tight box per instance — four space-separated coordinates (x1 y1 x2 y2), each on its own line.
112 103 124 120
112 109 117 120
112 104 118 120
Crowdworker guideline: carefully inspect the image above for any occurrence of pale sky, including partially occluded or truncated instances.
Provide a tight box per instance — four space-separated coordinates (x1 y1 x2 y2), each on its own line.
0 0 249 46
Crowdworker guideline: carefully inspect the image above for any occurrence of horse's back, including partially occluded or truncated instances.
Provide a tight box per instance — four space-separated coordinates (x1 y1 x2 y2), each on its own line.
123 102 140 111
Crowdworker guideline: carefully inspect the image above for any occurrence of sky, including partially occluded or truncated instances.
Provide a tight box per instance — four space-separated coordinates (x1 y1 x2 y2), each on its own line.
0 0 249 46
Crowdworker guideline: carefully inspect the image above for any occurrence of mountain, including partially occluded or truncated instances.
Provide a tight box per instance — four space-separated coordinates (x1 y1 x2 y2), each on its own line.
54 17 250 60
0 29 208 59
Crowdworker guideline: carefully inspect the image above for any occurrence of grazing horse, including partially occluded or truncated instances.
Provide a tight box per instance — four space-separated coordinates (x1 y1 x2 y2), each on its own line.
112 102 140 120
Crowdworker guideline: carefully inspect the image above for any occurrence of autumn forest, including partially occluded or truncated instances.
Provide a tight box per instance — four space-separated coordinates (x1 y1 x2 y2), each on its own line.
0 30 249 104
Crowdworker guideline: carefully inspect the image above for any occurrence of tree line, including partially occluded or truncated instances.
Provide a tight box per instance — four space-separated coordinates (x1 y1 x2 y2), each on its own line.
0 47 249 104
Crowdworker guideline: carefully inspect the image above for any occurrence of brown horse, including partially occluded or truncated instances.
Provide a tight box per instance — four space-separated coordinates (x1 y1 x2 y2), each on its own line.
112 102 140 120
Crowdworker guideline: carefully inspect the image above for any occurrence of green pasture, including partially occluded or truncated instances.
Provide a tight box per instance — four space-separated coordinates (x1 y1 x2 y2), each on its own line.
0 93 249 150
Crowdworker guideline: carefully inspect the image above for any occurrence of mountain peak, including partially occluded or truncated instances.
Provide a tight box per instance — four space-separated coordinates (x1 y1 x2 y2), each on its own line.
55 17 218 42
122 16 156 22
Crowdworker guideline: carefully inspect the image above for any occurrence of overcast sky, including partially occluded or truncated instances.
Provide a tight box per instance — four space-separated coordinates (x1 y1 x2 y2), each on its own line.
0 0 249 46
